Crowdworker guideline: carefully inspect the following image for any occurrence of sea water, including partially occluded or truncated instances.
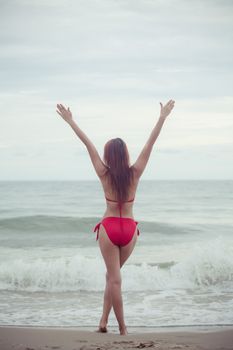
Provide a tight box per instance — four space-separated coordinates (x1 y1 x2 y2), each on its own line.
0 180 233 328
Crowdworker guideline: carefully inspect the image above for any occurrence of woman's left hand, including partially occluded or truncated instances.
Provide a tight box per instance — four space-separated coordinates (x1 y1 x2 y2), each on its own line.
159 100 175 119
56 104 73 124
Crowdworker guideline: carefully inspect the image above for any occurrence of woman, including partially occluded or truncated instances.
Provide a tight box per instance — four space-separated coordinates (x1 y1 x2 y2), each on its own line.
56 99 175 335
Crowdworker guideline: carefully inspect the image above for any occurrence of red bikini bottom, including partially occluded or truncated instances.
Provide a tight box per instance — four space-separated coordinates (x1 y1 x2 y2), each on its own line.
93 217 140 247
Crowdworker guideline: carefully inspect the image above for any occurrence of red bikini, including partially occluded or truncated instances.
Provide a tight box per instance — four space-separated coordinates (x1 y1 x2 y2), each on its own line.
93 196 140 247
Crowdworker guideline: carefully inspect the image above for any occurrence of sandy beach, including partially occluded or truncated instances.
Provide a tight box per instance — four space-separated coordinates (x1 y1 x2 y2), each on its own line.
0 325 233 350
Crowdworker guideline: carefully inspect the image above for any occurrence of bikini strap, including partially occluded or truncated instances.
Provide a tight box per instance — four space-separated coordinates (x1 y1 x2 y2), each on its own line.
105 196 135 203
105 197 117 202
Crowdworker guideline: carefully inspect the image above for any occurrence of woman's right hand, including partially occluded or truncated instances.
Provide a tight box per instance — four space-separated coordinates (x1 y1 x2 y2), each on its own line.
159 99 175 119
56 103 73 124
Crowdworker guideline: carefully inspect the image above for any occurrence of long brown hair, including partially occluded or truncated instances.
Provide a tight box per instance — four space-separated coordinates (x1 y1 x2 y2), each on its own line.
103 138 134 202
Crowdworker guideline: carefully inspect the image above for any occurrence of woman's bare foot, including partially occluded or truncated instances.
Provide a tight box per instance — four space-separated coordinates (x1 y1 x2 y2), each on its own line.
97 317 108 333
119 325 128 335
97 326 107 333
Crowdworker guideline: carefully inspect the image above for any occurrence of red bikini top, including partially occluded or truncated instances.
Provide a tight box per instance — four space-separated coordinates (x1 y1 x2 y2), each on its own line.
105 196 135 218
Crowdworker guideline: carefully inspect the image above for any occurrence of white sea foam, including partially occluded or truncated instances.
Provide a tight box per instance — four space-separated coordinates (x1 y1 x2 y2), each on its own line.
0 237 232 292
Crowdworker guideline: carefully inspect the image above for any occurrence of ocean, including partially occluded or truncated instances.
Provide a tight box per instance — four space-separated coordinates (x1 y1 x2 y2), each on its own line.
0 180 232 329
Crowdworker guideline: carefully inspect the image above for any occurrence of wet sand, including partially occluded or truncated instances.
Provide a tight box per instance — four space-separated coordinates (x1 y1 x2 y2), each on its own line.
0 325 233 350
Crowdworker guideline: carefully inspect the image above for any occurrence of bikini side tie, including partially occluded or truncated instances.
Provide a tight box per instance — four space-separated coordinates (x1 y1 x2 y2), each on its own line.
93 222 101 241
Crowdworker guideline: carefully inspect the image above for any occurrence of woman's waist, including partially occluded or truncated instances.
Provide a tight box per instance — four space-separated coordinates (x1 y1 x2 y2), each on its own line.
102 215 136 221
102 209 135 221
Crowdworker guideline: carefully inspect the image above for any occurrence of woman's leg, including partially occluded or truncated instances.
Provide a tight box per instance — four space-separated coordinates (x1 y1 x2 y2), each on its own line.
100 228 138 328
98 224 126 334
98 225 138 334
98 272 112 329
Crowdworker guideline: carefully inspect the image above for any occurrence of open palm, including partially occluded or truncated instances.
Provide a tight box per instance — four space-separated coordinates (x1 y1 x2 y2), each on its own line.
56 104 73 124
160 99 175 119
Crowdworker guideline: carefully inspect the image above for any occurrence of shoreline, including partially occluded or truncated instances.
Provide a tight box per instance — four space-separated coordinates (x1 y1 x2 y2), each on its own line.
1 323 233 331
0 325 233 350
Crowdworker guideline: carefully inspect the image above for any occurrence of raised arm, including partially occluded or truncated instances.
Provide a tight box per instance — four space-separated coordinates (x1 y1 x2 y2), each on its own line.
132 99 175 178
56 104 107 178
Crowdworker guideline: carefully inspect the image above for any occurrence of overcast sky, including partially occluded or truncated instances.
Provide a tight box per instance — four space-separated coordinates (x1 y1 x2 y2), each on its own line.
1 0 233 180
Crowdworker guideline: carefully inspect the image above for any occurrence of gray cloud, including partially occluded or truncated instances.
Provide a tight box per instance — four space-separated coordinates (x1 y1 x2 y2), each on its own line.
0 0 232 179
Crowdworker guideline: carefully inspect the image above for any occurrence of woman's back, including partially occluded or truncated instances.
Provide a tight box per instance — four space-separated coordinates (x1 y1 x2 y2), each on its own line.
100 166 139 219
